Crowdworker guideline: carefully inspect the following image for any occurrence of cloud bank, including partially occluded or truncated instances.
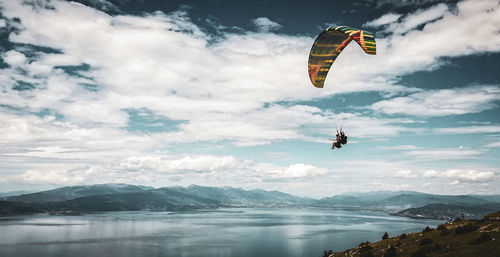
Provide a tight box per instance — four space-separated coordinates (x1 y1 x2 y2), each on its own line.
0 0 499 195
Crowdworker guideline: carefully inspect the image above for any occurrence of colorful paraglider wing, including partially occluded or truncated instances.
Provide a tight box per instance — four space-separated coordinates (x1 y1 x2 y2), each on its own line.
308 26 376 88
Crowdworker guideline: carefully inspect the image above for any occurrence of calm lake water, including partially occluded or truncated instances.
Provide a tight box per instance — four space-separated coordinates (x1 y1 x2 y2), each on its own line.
0 208 442 257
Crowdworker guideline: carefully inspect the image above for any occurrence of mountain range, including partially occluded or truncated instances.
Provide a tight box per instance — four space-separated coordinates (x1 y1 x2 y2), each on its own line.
1 184 499 219
316 191 495 209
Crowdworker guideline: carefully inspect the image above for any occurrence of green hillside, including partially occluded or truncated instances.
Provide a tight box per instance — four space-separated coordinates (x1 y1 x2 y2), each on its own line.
324 211 500 257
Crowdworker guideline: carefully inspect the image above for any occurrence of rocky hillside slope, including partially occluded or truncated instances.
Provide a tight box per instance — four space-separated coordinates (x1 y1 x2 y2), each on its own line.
324 211 500 257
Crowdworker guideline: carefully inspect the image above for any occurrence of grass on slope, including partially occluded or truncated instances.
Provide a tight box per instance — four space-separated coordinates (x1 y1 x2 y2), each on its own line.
326 211 500 257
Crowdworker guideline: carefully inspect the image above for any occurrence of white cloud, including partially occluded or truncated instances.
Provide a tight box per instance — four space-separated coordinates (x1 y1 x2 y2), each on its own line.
1 153 330 189
119 155 246 173
364 13 402 27
372 86 500 116
75 0 118 12
0 0 499 195
389 3 448 34
406 148 483 161
117 154 328 179
394 169 418 178
1 164 162 186
484 141 500 148
423 169 496 182
252 17 282 32
0 111 152 168
379 145 420 150
364 0 500 77
3 50 27 66
1 0 498 149
151 105 420 146
19 166 100 185
260 163 328 179
434 125 500 134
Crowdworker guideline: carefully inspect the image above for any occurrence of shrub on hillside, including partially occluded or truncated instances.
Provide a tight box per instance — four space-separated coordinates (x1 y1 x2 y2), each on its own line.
419 238 433 246
472 233 492 244
455 224 478 235
383 245 397 257
322 250 334 257
422 226 433 233
411 247 430 257
431 243 442 251
359 244 374 257
440 227 451 236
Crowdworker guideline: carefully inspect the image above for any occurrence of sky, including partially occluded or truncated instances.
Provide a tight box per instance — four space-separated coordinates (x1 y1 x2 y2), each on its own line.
0 0 499 198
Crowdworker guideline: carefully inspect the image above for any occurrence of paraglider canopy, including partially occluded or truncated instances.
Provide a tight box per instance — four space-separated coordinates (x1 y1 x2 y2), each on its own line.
308 26 376 88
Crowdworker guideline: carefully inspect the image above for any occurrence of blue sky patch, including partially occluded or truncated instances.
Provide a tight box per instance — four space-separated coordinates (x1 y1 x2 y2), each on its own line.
125 108 187 133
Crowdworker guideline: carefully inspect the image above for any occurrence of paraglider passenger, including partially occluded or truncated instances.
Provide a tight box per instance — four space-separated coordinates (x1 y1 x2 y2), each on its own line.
329 138 338 149
340 129 347 145
330 130 347 149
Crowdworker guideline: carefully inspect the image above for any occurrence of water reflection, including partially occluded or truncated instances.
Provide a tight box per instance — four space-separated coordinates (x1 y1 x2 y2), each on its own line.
0 208 442 257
